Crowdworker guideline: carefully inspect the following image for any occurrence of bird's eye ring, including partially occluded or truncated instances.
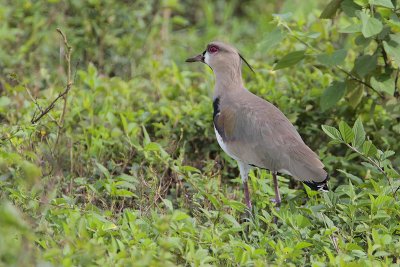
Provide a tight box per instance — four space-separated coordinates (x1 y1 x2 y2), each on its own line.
208 45 219 53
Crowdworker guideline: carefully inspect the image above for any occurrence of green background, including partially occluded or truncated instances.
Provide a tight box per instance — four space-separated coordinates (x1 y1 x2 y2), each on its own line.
0 0 399 266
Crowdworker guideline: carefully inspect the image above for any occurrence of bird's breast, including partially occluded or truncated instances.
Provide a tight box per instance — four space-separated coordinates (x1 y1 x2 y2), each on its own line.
214 126 238 160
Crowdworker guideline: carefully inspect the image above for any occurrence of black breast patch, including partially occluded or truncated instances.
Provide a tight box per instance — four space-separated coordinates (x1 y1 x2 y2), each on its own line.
213 97 220 120
213 97 226 140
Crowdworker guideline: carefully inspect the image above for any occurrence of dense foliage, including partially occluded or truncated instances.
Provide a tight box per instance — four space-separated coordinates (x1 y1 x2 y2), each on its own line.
0 0 399 266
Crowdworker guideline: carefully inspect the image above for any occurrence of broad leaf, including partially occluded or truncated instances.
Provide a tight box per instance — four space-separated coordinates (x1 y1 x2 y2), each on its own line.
144 142 161 151
339 23 362 33
363 140 378 157
360 12 383 38
339 121 354 143
274 50 306 70
320 81 346 111
95 162 110 179
322 125 343 141
390 33 400 44
317 49 347 66
369 0 394 8
383 39 400 68
341 0 362 17
259 28 286 52
320 0 343 19
346 81 364 108
371 75 395 95
352 118 365 149
353 54 377 77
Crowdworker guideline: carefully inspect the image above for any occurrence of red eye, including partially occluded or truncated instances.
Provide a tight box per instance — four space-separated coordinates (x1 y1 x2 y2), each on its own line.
208 45 219 53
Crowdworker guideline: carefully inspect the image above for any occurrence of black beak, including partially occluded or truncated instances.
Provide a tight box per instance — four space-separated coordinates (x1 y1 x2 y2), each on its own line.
185 51 205 63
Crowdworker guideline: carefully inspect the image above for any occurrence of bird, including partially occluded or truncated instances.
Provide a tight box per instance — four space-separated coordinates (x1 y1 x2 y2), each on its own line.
185 41 329 211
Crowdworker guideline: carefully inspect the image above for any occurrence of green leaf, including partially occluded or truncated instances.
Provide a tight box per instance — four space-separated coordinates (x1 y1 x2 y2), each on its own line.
321 125 342 141
339 121 354 143
363 140 378 156
180 165 201 173
120 113 128 135
295 214 312 228
19 161 42 184
352 118 365 149
141 125 151 145
390 33 400 44
274 50 306 70
0 201 29 231
163 198 173 211
353 54 377 77
114 189 136 197
360 12 383 38
144 142 160 151
339 23 362 33
102 222 118 231
341 0 362 17
383 39 400 68
370 75 395 95
382 150 395 159
386 13 400 32
369 0 394 8
95 162 110 179
172 210 190 221
320 81 346 111
320 0 343 19
295 242 313 250
259 28 286 52
347 82 364 108
222 214 241 228
317 49 347 66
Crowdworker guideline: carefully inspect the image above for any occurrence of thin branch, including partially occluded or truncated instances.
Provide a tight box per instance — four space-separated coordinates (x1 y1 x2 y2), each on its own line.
54 28 73 148
29 29 75 129
336 66 385 99
26 86 60 126
281 24 386 100
379 40 390 69
30 84 72 124
394 69 399 98
344 143 397 199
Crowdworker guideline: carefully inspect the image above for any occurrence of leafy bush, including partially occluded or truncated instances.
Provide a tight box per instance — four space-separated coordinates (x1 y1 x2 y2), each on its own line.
0 0 399 266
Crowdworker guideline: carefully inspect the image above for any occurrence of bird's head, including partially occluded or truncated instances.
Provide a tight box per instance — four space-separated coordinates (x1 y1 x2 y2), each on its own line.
186 41 254 74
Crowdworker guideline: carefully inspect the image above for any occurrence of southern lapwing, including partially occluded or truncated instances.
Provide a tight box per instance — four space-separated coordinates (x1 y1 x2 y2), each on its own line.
186 41 329 210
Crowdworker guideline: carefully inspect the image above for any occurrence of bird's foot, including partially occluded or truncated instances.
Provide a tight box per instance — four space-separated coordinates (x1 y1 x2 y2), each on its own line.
270 198 281 224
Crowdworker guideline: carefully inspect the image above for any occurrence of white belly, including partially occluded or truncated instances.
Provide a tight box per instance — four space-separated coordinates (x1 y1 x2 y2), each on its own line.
214 127 293 176
214 127 240 161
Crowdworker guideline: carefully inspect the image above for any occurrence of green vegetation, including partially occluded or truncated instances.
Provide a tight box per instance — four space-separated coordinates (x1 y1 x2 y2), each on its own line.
1 0 399 266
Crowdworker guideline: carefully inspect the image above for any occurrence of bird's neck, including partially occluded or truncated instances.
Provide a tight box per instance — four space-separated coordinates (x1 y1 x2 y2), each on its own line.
213 67 244 97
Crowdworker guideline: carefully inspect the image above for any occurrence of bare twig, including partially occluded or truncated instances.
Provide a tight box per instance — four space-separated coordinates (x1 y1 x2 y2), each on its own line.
30 85 71 124
394 69 399 98
336 67 385 99
26 86 61 126
54 28 73 148
379 40 390 68
30 29 74 125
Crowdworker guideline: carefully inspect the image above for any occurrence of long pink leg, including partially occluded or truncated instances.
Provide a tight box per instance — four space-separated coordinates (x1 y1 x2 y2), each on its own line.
272 171 281 208
243 180 252 210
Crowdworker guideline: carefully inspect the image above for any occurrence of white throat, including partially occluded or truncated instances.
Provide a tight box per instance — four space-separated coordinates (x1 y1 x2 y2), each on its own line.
204 51 210 65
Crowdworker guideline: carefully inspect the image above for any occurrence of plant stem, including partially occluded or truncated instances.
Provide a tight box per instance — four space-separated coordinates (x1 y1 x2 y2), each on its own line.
54 28 73 149
345 143 397 199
